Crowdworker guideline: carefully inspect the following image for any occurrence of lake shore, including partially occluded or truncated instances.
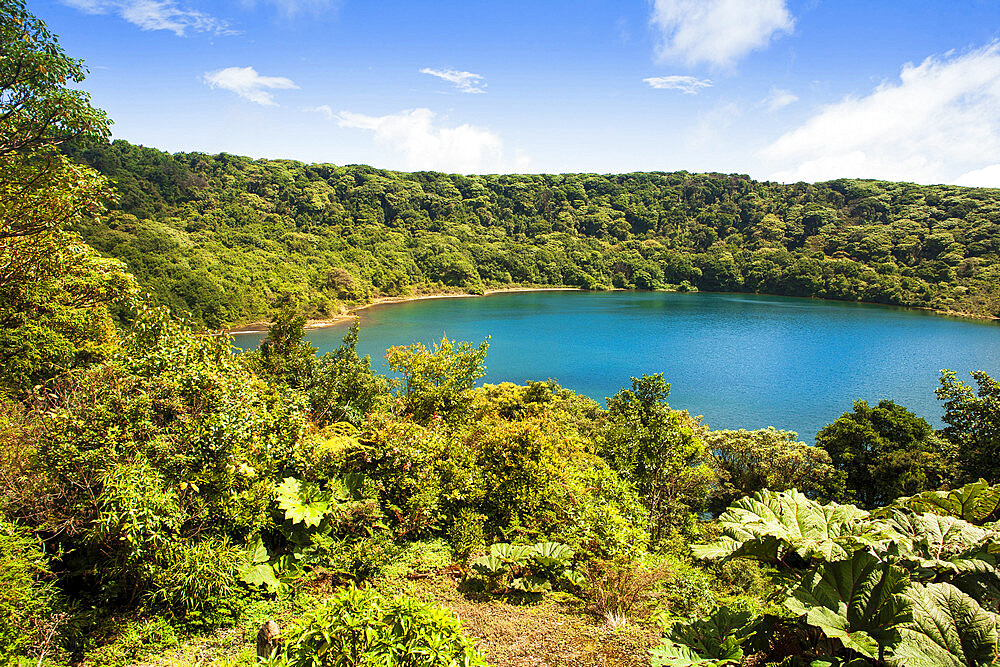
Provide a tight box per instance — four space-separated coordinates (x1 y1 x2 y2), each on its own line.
223 287 997 335
224 286 585 335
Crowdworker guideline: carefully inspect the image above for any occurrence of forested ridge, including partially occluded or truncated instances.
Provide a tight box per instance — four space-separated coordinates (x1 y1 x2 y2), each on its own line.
67 140 1000 328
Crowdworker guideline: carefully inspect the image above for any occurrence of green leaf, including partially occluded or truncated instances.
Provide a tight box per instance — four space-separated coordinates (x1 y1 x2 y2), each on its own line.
891 480 1000 525
694 489 879 565
890 582 999 667
528 541 574 568
275 477 330 527
238 561 279 593
562 568 586 588
784 551 912 659
650 643 725 666
489 542 531 564
665 607 754 665
510 575 551 593
470 554 505 576
247 537 269 565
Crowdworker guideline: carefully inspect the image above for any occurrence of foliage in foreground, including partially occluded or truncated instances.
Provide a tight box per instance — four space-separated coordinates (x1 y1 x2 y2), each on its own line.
656 482 1000 666
268 586 486 667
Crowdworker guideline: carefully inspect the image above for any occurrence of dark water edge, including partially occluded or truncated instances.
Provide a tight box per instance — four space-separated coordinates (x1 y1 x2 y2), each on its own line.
232 291 999 443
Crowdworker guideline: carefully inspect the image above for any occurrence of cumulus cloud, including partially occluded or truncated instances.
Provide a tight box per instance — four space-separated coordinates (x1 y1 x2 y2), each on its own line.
420 68 487 94
644 75 713 94
955 164 1000 188
650 0 793 67
203 67 298 106
62 0 232 35
763 87 797 111
334 108 527 173
760 43 1000 185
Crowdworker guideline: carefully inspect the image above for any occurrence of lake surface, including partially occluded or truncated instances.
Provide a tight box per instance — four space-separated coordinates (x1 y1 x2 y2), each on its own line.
232 291 1000 443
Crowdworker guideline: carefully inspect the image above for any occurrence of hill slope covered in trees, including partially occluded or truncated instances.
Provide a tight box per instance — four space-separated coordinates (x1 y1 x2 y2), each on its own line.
67 141 1000 328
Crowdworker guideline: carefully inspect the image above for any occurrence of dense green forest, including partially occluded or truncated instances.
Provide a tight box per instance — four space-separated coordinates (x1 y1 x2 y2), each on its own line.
65 140 1000 328
4 2 1000 666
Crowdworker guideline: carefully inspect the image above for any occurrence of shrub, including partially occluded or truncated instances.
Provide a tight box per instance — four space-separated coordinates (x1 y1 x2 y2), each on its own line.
581 558 671 626
0 520 63 664
86 617 178 667
448 508 485 563
469 541 584 596
381 538 454 579
270 586 486 667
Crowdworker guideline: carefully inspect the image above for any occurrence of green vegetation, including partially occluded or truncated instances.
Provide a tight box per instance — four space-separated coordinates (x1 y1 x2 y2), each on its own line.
3 5 1000 667
62 139 1000 329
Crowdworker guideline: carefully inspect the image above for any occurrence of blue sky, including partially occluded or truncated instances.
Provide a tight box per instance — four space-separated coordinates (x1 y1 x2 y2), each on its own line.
33 0 1000 184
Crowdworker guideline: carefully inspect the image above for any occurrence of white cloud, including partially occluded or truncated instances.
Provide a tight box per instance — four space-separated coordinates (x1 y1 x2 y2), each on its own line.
203 66 298 106
304 105 336 120
239 0 340 19
644 75 712 94
760 43 1000 184
420 68 487 94
62 0 232 35
650 0 793 67
955 164 1000 188
763 87 797 111
334 108 527 173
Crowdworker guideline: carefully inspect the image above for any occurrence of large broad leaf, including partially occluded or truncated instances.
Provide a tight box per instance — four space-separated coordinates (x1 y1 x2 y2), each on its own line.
785 551 912 659
238 561 279 592
889 582 999 667
652 608 754 666
884 510 987 562
650 643 732 667
470 554 505 576
529 541 574 568
489 542 532 564
237 538 279 592
275 477 330 527
694 489 879 565
890 480 1000 525
510 575 551 594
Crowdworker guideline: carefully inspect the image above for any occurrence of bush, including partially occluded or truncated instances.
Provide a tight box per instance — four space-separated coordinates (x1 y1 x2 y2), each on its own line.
86 617 178 667
0 520 63 664
270 586 486 667
581 558 671 626
448 508 485 563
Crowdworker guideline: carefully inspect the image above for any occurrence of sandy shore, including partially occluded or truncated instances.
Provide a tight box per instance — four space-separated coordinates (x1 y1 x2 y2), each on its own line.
224 286 584 335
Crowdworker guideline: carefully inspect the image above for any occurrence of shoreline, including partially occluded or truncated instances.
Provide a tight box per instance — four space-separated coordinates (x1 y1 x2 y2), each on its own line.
222 287 998 335
224 286 584 335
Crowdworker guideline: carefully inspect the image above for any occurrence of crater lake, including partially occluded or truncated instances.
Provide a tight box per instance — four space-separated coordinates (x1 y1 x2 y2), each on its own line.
232 291 1000 442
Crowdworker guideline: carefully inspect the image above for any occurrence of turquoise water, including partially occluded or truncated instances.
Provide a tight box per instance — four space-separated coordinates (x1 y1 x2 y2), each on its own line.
232 291 1000 443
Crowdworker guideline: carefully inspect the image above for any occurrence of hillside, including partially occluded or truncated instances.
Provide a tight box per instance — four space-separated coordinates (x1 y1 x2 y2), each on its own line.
67 140 1000 328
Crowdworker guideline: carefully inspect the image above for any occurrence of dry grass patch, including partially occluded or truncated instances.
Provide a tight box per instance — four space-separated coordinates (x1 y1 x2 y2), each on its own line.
393 575 660 667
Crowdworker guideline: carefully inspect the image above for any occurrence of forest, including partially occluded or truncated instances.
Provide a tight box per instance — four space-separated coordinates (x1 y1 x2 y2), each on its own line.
3 1 1000 666
64 138 1000 329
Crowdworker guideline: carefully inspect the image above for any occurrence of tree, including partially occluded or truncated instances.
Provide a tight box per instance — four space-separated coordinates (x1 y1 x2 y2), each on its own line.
599 374 716 541
937 370 1000 484
705 427 844 515
255 306 317 389
815 399 955 509
1 0 111 242
0 0 133 396
385 337 489 423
